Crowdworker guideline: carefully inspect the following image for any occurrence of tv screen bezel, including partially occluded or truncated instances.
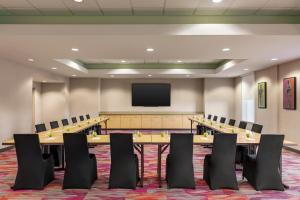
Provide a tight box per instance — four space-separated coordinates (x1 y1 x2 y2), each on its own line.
131 83 171 107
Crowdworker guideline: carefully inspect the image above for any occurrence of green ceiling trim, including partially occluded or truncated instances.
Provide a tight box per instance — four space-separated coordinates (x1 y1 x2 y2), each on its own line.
80 61 228 70
1 15 300 24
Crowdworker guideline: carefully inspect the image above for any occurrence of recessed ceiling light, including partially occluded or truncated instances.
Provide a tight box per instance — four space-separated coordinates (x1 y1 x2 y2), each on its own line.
222 48 230 52
71 48 79 52
244 68 249 71
42 80 46 83
177 60 182 63
121 60 126 63
74 0 83 2
72 74 77 77
212 0 223 3
271 58 278 61
146 48 154 52
51 67 57 70
28 58 34 62
148 74 152 77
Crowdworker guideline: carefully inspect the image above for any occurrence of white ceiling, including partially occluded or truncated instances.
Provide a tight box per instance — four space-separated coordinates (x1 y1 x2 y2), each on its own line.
1 0 300 16
0 24 300 79
1 0 300 79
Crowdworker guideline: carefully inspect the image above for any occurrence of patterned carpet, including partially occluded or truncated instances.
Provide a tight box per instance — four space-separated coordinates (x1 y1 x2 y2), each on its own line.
1 131 300 200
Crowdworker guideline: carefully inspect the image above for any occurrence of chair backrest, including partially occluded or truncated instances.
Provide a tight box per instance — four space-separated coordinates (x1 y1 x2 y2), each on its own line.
61 119 69 126
257 135 284 170
86 114 91 120
220 117 226 124
251 123 263 134
238 121 247 129
170 134 193 160
14 134 43 169
228 119 236 126
50 121 59 129
35 123 47 133
110 134 134 161
71 117 77 124
63 133 90 166
213 116 218 121
207 114 212 120
79 115 84 121
211 134 237 165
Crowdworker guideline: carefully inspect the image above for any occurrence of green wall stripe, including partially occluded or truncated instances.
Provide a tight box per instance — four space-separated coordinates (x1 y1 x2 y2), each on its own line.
1 15 300 24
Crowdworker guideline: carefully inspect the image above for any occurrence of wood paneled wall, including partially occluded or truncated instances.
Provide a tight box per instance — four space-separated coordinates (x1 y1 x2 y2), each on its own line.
102 114 202 129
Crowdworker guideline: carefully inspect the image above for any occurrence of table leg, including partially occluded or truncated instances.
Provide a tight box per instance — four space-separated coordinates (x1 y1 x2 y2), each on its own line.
105 120 108 135
157 144 162 188
141 144 144 187
61 145 65 169
280 151 289 189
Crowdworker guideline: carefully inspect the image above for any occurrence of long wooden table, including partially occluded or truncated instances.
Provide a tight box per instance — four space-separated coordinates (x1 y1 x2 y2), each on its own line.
2 116 297 189
188 116 297 189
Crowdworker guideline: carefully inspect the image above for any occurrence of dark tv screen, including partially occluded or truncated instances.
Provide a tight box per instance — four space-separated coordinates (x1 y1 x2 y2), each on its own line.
132 83 171 106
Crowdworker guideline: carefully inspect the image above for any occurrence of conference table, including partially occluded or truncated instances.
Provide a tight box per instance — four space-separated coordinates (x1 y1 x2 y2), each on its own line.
188 116 296 189
2 116 297 189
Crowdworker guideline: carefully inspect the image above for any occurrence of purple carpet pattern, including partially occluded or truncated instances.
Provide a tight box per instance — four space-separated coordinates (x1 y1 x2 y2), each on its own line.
0 131 300 200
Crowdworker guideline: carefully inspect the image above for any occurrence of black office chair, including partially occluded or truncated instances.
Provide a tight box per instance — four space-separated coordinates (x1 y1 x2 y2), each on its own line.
86 114 91 120
61 119 69 126
228 119 236 126
166 134 195 188
71 117 77 124
251 123 263 133
50 121 59 129
243 134 284 191
63 133 97 189
238 121 248 129
220 117 226 124
109 134 139 189
207 114 212 120
35 123 47 133
12 134 54 190
203 134 238 190
79 115 84 121
213 116 218 121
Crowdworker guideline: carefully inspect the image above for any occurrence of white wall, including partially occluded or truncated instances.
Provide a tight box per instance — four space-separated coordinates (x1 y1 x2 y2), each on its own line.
255 66 279 133
204 78 235 119
254 59 300 150
41 83 70 128
241 73 255 123
0 59 65 149
234 77 242 121
278 60 300 150
33 82 43 125
69 78 100 117
100 78 204 113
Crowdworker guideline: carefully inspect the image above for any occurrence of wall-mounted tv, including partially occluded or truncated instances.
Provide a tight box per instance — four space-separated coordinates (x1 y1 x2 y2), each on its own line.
132 83 171 107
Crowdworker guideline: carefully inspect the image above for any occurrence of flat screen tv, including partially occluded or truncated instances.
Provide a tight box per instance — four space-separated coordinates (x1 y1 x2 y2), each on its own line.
132 83 171 107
